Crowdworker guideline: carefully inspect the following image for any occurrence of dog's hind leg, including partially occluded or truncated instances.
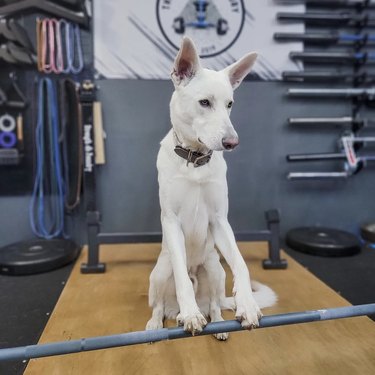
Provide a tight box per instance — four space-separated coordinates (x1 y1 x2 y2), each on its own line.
203 248 229 341
146 247 173 330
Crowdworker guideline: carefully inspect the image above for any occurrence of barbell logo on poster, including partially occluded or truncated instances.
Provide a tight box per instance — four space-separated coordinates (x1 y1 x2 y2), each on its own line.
157 0 245 58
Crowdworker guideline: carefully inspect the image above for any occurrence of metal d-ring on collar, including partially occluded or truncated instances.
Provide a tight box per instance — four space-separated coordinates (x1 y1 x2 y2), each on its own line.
173 131 213 167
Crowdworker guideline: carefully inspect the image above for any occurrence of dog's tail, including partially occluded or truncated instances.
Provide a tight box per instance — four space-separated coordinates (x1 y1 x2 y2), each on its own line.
251 280 278 308
220 281 277 310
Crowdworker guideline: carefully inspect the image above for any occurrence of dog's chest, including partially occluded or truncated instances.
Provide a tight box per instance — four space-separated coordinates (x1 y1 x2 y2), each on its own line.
168 171 223 257
158 135 227 260
176 181 211 258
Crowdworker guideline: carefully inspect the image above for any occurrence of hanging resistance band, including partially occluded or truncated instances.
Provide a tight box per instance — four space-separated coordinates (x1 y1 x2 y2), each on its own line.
59 78 83 211
37 18 84 74
29 78 65 239
66 21 84 74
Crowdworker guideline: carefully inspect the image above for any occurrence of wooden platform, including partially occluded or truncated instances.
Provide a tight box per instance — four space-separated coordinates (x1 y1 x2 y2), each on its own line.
25 243 375 375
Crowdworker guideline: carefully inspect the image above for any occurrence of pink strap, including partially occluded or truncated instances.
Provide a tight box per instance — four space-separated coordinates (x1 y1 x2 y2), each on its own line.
42 19 63 74
41 19 52 73
52 19 65 73
48 19 58 74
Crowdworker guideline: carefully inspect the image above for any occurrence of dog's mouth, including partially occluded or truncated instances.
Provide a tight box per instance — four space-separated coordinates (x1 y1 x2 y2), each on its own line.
198 138 224 152
197 138 211 150
197 138 216 152
198 137 238 152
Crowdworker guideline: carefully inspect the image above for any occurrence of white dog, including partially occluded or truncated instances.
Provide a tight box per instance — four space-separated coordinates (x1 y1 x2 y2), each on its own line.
146 37 276 340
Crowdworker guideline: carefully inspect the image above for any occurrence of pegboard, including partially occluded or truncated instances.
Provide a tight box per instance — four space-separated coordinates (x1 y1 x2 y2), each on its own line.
0 68 34 196
0 7 93 196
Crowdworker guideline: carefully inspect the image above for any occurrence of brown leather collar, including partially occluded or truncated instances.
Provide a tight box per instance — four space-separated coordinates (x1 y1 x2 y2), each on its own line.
174 145 213 167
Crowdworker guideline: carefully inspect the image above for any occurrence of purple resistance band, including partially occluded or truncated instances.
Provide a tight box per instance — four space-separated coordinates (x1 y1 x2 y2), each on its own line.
0 131 17 148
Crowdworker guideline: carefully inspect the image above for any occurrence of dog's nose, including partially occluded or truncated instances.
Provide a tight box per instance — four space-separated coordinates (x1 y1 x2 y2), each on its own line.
222 137 239 150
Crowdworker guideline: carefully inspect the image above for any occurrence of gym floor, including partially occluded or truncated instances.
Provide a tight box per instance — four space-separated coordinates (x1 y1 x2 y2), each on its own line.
0 242 374 375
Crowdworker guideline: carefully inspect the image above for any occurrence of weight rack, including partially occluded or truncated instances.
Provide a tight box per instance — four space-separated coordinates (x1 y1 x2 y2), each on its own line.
78 81 288 274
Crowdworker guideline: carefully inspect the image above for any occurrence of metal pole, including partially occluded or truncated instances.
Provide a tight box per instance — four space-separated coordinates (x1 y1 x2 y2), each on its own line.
287 153 347 161
276 11 375 27
274 32 375 44
289 51 375 63
282 71 374 83
288 116 358 125
287 87 375 98
0 304 374 362
288 172 350 179
274 0 375 8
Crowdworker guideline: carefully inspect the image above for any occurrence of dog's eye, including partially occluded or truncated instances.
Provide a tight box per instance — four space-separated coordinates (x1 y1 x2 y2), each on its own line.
199 99 210 107
227 101 233 109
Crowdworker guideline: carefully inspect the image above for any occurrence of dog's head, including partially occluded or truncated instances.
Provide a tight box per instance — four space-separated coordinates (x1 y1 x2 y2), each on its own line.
170 37 257 152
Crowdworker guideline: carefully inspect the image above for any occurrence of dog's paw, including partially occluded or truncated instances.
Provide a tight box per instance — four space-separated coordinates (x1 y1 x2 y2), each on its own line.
235 297 263 330
214 332 229 341
176 311 207 335
145 318 164 331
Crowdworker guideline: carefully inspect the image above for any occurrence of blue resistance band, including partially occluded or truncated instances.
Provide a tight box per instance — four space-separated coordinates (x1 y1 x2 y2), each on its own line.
29 78 65 239
66 22 84 74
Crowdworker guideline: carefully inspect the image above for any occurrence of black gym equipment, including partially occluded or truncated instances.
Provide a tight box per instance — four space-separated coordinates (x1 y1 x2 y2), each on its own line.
0 0 89 27
286 227 361 257
287 116 375 130
282 71 375 83
287 87 375 101
0 148 21 165
1 72 28 109
275 0 375 8
0 18 34 51
286 131 375 179
78 81 287 274
276 11 375 27
286 151 375 163
274 32 375 45
360 223 375 243
59 78 83 212
0 81 27 109
0 238 81 276
289 51 375 64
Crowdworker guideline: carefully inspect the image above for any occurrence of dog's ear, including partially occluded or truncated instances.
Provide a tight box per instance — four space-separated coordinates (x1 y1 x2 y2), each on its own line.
223 52 257 90
171 37 201 87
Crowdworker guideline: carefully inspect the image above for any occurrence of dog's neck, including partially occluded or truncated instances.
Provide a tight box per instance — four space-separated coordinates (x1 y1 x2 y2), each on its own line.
172 129 213 168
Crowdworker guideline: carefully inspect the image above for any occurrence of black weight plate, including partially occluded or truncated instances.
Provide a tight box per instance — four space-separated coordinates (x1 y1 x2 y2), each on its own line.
360 223 375 243
286 227 361 257
0 238 81 275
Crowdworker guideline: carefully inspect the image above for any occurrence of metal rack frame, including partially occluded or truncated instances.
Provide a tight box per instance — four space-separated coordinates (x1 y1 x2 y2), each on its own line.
78 81 287 274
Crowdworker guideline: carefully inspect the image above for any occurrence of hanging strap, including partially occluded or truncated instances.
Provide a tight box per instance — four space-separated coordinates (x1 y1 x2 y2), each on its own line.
59 78 83 211
66 22 84 74
79 80 97 212
36 18 43 71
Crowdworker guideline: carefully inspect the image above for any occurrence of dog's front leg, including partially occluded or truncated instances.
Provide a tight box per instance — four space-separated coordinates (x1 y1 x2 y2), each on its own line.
211 217 262 329
162 216 207 335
